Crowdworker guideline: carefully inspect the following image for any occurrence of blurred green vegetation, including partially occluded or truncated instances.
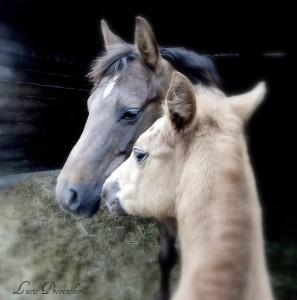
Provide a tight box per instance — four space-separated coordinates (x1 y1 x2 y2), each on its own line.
0 173 295 299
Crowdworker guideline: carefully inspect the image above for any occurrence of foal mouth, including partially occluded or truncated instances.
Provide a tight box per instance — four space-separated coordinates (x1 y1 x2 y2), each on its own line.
101 177 127 216
107 199 127 216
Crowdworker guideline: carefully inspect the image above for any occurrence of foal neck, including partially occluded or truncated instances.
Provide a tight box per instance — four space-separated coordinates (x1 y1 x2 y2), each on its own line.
174 132 273 300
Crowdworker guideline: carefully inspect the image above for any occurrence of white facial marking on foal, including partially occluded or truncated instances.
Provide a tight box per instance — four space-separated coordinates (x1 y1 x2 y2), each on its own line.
103 76 118 99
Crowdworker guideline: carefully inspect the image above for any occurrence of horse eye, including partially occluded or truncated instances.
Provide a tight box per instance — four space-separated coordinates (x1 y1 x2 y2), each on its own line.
133 147 148 164
121 108 141 121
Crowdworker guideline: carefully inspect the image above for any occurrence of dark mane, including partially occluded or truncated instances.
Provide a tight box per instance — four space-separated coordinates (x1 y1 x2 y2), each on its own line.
160 47 221 87
88 44 221 90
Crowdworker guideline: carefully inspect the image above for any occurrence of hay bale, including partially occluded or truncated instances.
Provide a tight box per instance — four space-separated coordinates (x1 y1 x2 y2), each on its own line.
0 173 179 300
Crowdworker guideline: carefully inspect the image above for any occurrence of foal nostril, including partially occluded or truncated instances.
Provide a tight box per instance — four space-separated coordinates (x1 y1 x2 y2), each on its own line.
64 189 80 211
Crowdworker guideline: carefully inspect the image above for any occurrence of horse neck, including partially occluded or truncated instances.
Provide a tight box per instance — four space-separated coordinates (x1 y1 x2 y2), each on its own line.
174 132 273 300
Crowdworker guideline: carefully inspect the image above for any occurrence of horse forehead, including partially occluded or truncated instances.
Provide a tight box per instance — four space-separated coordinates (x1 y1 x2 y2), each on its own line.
89 76 147 107
88 61 155 111
117 74 149 97
103 76 118 99
128 59 152 79
103 75 146 101
87 85 111 111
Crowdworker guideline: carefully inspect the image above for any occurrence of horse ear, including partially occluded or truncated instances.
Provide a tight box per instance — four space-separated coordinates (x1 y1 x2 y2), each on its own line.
166 72 196 130
101 19 124 51
135 16 161 70
228 82 267 122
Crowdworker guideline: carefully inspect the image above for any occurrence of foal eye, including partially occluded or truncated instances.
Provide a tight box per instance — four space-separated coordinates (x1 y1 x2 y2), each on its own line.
121 108 141 121
133 147 148 164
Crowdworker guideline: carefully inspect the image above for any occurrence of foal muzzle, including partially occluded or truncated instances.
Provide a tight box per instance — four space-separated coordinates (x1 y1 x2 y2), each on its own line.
102 178 127 216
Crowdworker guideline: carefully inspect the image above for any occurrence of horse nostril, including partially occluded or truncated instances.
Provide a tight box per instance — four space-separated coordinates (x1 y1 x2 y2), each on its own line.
65 189 80 211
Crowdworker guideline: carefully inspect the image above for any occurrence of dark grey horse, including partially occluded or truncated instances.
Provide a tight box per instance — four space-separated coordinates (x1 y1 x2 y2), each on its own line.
56 16 220 300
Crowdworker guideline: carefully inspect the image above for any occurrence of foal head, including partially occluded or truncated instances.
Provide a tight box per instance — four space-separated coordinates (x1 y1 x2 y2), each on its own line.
56 17 220 218
102 72 266 219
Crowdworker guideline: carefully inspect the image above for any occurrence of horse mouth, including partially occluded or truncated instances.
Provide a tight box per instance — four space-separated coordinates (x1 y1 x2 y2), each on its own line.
58 195 102 218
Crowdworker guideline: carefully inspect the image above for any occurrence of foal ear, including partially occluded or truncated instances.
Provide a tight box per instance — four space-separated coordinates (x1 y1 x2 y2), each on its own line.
135 16 161 70
166 72 196 130
228 82 267 122
101 19 124 51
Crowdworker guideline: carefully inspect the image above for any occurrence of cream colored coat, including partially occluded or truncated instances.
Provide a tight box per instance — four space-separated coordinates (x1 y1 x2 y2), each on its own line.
103 72 274 300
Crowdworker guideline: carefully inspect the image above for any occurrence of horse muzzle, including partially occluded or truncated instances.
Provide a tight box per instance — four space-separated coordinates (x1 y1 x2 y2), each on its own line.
55 177 102 218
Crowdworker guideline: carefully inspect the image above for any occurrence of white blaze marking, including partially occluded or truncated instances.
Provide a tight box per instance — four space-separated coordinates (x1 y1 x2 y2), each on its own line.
103 76 118 99
70 76 118 160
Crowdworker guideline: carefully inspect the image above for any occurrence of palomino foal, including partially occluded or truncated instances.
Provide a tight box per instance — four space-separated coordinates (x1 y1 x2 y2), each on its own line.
102 72 274 299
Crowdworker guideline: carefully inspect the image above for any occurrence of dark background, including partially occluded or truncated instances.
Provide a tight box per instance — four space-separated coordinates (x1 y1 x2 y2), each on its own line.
0 1 295 298
0 1 292 55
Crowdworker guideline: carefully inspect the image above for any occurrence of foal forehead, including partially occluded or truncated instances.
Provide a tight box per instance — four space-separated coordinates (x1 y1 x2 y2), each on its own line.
137 118 167 146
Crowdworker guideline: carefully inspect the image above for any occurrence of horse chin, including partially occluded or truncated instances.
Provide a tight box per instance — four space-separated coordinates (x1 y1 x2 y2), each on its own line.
59 195 101 219
81 196 102 218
